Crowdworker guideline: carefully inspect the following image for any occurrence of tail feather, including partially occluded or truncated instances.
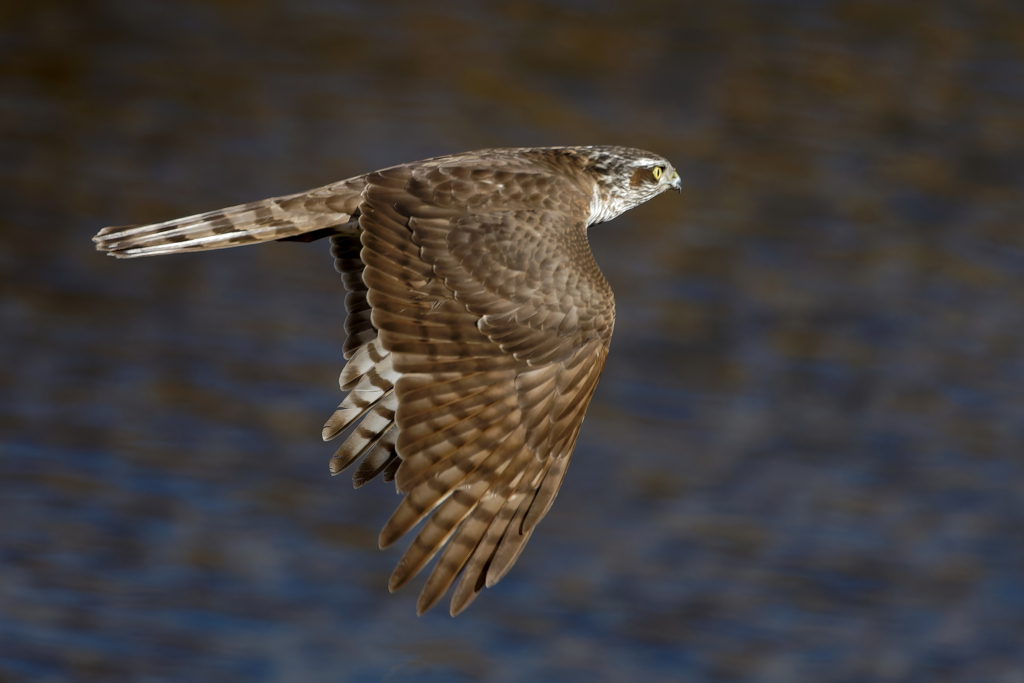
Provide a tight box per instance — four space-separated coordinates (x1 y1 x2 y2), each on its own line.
94 178 366 258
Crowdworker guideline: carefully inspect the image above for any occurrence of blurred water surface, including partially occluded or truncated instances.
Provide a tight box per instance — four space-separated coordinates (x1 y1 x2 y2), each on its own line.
2 1 1024 681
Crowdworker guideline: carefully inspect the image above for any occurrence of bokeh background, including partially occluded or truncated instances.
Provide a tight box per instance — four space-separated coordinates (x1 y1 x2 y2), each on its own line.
3 1 1024 681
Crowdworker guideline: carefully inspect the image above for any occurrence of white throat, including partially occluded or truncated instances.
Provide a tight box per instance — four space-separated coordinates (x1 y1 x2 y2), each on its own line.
588 191 631 227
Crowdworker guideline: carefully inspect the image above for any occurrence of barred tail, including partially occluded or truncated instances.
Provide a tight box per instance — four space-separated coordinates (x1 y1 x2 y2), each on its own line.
93 177 367 258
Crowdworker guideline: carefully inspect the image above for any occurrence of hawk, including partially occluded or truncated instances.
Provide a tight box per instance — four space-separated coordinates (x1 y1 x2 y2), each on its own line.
94 146 681 615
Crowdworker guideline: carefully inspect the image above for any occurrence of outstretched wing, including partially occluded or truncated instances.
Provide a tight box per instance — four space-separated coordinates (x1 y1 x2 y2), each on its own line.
93 177 367 258
326 159 615 615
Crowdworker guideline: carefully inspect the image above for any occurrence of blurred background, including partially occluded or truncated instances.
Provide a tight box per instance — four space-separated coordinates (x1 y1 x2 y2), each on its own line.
2 1 1024 681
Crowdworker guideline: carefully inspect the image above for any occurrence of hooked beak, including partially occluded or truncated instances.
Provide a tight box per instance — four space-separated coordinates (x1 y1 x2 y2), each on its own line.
670 171 682 194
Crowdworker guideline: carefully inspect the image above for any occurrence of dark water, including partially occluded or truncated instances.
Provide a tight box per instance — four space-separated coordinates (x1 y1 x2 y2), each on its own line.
3 1 1024 680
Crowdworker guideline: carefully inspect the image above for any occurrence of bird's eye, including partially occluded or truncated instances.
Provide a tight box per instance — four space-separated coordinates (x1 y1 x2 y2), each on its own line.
652 166 663 180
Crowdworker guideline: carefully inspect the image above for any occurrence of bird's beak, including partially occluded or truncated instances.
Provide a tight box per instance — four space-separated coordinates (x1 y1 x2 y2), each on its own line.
670 171 682 194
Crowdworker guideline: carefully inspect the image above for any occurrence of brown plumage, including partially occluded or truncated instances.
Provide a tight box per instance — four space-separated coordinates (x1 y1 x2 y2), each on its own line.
94 146 681 615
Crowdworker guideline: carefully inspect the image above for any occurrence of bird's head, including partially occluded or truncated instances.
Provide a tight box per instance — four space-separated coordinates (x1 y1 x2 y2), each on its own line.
575 146 681 225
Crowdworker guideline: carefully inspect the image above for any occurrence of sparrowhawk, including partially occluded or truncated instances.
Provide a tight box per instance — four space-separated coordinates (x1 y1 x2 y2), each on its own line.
94 145 682 615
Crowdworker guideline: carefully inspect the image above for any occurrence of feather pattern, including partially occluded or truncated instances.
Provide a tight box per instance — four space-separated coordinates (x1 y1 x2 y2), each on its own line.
92 145 683 615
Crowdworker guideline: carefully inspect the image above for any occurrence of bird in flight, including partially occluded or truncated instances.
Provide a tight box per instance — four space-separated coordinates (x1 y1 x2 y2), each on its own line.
94 146 681 615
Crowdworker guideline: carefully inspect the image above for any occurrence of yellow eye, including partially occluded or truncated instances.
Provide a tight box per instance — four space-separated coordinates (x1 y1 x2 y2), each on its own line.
652 166 663 180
